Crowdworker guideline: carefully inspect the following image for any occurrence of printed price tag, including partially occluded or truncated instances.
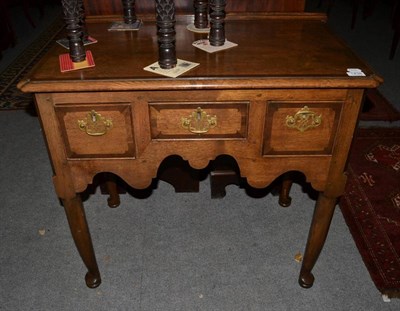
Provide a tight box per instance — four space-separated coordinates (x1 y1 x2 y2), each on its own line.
346 68 366 76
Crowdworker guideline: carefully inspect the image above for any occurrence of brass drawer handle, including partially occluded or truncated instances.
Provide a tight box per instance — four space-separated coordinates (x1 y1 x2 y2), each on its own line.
78 110 113 136
285 106 322 132
181 107 217 134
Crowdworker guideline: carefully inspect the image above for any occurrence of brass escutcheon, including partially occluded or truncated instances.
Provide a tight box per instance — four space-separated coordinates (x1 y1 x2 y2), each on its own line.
78 110 113 136
285 106 322 132
181 107 217 134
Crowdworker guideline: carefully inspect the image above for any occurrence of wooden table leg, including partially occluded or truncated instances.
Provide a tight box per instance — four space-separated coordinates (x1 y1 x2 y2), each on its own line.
278 173 293 207
102 173 121 208
62 195 101 288
104 179 121 208
209 156 240 198
299 192 336 288
210 169 239 198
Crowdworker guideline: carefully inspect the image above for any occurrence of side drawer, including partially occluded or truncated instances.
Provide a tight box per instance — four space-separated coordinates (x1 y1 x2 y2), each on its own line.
149 102 248 140
55 104 135 158
263 101 342 155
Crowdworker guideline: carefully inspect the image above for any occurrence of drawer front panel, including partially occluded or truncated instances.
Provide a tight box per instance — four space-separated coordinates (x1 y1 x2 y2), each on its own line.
263 101 342 155
55 104 135 158
149 102 248 140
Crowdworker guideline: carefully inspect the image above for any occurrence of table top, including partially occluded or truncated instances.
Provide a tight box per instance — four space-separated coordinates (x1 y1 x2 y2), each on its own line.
18 13 382 93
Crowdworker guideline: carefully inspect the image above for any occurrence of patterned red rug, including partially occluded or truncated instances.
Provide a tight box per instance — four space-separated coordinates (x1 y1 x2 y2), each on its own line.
0 15 64 110
340 128 400 298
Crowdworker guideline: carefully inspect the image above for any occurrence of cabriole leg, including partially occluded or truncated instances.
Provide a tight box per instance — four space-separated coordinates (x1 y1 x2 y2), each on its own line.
62 195 101 288
299 192 337 288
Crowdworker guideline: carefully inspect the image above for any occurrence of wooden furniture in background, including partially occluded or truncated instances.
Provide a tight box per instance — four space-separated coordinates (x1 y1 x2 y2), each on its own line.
18 7 381 290
82 0 305 16
351 0 378 29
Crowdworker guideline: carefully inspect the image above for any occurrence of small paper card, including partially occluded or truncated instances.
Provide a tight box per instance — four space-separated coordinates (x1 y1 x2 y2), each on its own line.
144 59 200 78
59 50 95 73
193 39 238 53
346 68 366 76
186 23 210 33
108 20 142 31
56 36 98 49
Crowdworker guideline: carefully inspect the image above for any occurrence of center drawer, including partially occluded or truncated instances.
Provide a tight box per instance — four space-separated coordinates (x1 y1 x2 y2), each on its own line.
149 102 249 140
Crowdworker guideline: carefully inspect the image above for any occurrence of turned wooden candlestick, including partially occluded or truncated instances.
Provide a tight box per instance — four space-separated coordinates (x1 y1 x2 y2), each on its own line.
194 0 209 29
61 0 86 62
78 0 89 41
122 0 137 24
209 0 226 46
155 0 177 69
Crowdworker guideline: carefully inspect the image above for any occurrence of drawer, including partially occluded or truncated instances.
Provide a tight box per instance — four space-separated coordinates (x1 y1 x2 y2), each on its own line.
263 101 342 155
55 104 135 158
149 102 248 140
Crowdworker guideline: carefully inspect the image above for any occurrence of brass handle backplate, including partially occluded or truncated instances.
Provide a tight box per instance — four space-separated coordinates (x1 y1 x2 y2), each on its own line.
285 106 322 132
78 110 113 136
181 107 217 134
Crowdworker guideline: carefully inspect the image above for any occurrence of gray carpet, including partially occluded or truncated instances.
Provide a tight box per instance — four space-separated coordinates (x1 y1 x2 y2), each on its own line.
1 1 400 310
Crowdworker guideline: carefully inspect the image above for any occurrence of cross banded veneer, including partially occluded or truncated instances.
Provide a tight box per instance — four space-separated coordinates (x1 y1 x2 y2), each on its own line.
18 5 381 289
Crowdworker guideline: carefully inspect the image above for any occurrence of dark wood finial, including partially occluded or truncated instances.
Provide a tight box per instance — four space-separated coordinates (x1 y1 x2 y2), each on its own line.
209 0 226 46
122 0 137 24
78 0 88 41
155 0 177 69
194 0 209 29
62 0 86 62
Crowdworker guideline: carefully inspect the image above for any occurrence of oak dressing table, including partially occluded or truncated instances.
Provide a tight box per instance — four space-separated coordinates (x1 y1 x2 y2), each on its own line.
18 5 381 289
